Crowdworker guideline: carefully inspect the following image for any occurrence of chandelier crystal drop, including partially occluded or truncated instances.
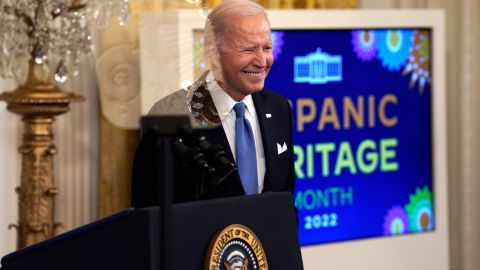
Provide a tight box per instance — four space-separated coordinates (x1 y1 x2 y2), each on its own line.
0 0 130 83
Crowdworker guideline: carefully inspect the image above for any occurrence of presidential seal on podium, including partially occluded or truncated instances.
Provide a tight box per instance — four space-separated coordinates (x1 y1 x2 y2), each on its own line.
205 224 268 270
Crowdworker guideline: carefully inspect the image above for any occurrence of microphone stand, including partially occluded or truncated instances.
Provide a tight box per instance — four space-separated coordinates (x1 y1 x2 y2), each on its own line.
140 116 190 270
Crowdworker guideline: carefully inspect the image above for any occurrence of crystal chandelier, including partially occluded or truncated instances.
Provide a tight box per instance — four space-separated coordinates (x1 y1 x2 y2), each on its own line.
0 0 130 84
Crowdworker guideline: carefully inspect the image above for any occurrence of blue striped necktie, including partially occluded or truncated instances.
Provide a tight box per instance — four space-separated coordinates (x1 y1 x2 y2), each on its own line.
233 102 258 195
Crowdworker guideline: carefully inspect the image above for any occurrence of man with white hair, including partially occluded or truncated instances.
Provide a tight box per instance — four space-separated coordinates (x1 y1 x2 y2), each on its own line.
131 0 294 207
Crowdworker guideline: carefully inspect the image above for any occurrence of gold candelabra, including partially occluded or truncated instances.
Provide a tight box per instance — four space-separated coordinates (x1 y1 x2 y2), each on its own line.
0 59 84 248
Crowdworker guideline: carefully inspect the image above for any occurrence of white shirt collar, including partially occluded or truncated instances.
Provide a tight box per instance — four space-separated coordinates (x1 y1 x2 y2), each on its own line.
205 71 255 119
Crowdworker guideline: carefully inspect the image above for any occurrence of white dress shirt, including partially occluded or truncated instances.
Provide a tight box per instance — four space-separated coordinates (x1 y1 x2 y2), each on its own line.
205 72 266 193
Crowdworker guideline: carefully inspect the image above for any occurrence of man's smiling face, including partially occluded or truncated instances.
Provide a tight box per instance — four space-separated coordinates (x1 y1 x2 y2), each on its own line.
217 15 273 101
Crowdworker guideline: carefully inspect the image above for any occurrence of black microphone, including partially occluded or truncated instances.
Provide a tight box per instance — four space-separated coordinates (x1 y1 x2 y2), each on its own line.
173 139 215 178
198 136 236 171
179 128 236 171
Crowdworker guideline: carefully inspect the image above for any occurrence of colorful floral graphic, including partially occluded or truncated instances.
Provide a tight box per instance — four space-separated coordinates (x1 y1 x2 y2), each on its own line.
351 30 378 61
406 186 434 232
271 31 285 61
402 31 431 93
383 206 409 236
376 30 413 71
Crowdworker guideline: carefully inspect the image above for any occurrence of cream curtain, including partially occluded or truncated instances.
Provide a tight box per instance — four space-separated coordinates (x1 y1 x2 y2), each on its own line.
458 1 480 269
0 79 20 256
54 57 99 235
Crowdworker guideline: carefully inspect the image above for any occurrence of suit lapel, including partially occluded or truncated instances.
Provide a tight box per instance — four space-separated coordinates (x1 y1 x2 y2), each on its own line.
252 92 274 191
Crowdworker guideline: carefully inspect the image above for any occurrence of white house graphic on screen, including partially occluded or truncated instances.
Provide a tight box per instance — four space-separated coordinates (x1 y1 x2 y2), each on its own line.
294 48 343 84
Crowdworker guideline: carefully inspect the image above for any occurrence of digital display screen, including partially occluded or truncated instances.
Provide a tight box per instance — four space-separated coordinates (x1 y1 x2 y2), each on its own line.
264 29 434 246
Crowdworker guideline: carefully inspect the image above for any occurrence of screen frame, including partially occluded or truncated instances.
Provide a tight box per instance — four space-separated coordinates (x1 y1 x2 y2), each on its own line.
140 9 448 270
